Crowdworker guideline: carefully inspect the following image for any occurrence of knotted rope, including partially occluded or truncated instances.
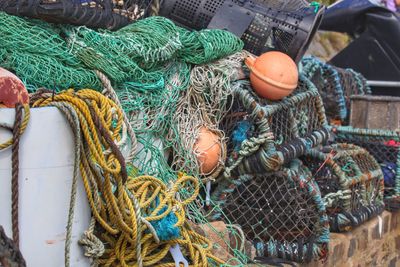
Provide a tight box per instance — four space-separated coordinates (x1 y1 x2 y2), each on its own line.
0 104 30 248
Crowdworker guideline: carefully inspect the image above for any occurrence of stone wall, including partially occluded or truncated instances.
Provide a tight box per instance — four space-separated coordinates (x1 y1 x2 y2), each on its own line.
304 211 400 267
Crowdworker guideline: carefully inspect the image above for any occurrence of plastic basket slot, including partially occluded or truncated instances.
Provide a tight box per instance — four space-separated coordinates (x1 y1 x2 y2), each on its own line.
171 0 200 23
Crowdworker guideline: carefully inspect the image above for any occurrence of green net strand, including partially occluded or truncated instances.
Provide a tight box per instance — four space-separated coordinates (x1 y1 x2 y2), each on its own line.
0 13 80 66
1 51 102 91
177 27 244 65
0 12 243 93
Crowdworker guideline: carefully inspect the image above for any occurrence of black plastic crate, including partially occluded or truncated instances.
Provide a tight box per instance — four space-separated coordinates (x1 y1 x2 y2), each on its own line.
158 0 325 62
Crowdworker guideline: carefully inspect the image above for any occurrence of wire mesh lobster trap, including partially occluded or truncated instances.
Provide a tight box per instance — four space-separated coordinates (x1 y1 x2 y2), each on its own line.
333 126 400 211
211 160 330 263
158 0 325 62
0 0 152 30
302 143 384 232
221 76 329 177
301 56 371 124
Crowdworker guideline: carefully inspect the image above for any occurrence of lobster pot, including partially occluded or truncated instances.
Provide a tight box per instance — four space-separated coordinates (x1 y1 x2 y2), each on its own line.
0 107 91 266
301 57 371 124
221 76 329 175
212 160 330 263
158 0 325 62
0 0 152 30
302 143 384 232
333 126 400 211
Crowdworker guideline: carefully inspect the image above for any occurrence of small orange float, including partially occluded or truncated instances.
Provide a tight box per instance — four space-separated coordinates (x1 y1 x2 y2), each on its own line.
245 51 298 100
193 127 222 175
0 68 29 107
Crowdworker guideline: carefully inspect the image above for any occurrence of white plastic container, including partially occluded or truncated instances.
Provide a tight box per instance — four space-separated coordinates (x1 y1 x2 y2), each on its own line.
0 107 91 267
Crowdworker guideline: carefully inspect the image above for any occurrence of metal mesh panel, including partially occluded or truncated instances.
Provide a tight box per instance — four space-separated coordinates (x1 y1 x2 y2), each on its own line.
302 143 385 232
213 160 329 263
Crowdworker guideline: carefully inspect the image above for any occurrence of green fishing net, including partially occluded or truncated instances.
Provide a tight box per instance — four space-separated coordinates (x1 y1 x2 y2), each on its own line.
0 12 252 265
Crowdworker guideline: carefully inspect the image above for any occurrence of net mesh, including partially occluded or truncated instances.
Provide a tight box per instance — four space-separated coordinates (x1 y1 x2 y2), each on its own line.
220 76 329 176
0 11 261 266
212 160 329 263
334 126 400 211
302 144 384 232
301 56 371 124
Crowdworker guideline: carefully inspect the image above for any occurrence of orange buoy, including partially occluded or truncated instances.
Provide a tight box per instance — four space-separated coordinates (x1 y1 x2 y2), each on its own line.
0 68 29 107
193 127 222 175
245 51 298 100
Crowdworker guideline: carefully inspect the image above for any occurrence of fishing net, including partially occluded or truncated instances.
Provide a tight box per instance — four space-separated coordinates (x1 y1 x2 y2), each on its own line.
0 11 259 266
170 51 249 180
301 56 371 124
333 126 400 211
220 76 329 177
211 160 329 263
0 13 243 92
0 0 153 30
302 143 384 232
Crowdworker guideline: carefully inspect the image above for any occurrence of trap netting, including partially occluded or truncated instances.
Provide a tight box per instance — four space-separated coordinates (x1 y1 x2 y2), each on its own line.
302 143 384 232
221 76 329 177
333 126 400 211
0 0 153 30
301 56 371 124
211 160 330 263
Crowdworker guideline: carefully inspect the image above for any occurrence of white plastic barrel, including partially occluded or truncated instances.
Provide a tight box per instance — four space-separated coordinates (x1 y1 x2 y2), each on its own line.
0 107 91 267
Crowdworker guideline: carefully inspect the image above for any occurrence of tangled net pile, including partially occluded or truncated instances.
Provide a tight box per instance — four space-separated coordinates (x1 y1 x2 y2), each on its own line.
0 11 254 265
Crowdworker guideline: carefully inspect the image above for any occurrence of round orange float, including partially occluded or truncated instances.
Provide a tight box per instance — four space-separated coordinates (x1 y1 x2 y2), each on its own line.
0 68 29 107
193 127 222 175
245 51 298 100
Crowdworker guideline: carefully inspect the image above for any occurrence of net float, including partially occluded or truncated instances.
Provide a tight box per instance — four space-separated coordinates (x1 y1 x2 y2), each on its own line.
0 68 29 108
245 51 298 100
193 127 222 175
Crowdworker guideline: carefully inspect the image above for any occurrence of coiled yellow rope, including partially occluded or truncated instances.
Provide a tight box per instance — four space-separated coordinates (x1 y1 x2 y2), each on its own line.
31 89 223 267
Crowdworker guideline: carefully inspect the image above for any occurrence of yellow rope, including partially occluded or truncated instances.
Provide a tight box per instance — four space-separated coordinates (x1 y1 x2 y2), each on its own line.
0 105 30 150
32 89 224 267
